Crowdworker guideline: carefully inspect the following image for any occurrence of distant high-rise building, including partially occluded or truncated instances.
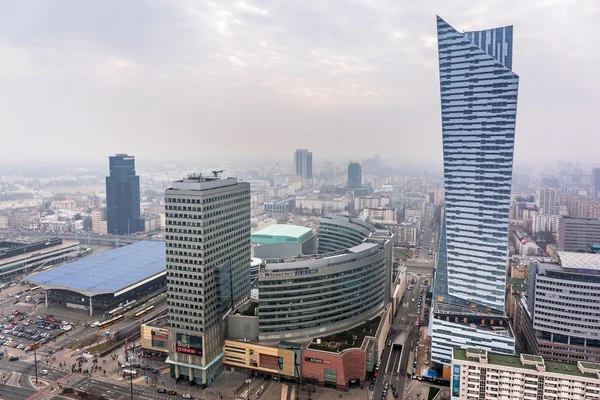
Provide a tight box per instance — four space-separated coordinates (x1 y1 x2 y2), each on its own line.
294 149 313 180
592 168 600 200
105 154 144 235
165 173 251 386
431 16 519 366
347 162 362 188
557 216 600 252
535 187 558 215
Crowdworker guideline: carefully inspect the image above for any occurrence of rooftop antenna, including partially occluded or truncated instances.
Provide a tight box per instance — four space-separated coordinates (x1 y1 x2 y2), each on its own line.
212 170 224 179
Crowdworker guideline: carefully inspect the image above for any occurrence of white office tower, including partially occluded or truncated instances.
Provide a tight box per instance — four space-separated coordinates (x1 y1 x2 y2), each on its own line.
164 173 251 386
430 16 518 368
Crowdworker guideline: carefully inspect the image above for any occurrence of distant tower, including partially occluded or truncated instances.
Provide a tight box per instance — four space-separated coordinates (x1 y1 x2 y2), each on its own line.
294 149 313 180
592 168 600 201
347 162 362 188
105 154 144 235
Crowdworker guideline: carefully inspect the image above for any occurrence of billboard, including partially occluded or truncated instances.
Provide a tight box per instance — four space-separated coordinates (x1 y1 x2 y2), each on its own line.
175 333 203 356
451 364 461 398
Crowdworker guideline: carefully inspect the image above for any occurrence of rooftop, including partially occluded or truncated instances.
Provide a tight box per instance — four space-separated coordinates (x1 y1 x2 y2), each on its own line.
308 316 381 353
251 224 314 244
26 240 165 295
453 348 600 379
558 252 600 270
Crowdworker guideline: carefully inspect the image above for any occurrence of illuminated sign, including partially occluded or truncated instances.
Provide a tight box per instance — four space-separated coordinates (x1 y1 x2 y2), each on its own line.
305 357 330 364
175 333 202 356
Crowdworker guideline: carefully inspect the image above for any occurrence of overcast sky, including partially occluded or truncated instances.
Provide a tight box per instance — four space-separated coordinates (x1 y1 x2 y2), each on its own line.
0 0 598 167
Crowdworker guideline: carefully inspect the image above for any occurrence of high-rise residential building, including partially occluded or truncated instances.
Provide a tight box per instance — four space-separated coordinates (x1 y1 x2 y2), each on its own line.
164 173 251 386
105 154 144 235
91 209 108 234
535 187 558 215
294 149 313 180
347 162 362 188
430 16 519 367
557 216 600 252
592 168 600 201
451 348 600 400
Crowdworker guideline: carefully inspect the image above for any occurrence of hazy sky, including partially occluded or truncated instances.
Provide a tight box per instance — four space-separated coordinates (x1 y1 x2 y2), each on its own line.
0 0 598 166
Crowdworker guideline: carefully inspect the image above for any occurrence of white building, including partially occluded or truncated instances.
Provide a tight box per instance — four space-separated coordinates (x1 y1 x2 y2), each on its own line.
354 196 390 212
451 348 600 400
295 196 350 213
535 187 558 215
531 213 560 235
362 207 396 223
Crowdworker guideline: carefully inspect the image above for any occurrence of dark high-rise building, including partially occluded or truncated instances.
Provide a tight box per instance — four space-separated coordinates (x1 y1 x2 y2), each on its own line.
294 149 313 180
592 168 600 201
347 162 362 188
105 154 144 235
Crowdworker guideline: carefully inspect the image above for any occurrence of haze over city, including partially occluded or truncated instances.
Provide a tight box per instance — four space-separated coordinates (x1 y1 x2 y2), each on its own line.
0 0 598 166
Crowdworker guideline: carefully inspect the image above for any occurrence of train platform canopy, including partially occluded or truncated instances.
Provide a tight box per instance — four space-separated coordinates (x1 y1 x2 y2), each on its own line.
27 240 165 297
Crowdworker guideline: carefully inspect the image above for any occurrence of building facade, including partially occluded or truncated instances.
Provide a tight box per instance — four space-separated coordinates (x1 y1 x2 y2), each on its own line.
432 16 518 368
557 216 600 252
165 174 251 386
527 252 600 363
592 168 600 201
347 162 362 189
91 209 108 235
451 348 600 400
535 187 558 215
258 240 390 341
105 154 144 235
294 149 313 180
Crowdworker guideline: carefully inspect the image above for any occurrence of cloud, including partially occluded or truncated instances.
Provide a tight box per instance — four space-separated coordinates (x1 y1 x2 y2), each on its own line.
0 0 597 165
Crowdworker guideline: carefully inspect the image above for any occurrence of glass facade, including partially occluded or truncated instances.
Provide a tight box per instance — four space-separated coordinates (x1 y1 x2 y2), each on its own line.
437 16 518 312
105 154 144 235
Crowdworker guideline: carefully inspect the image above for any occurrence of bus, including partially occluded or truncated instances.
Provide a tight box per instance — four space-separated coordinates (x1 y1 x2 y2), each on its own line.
97 314 124 329
107 306 124 318
134 305 155 320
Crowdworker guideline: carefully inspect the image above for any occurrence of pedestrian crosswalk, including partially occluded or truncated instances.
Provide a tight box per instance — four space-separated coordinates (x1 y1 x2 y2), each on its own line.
6 371 21 387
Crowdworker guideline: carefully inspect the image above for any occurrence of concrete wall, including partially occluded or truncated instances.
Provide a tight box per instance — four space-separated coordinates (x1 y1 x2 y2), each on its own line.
253 242 303 259
226 314 259 342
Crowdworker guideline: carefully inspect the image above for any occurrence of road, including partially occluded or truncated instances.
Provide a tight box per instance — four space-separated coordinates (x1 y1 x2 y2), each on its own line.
416 206 437 261
372 276 425 400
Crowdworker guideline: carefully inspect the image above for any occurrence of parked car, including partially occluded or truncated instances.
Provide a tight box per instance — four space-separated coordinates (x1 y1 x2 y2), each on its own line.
8 356 19 361
157 388 167 393
167 390 177 395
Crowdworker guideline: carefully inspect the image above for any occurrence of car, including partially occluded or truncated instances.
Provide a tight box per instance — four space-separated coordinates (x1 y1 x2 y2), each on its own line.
141 365 152 370
157 388 167 393
39 369 48 375
167 390 177 395
182 395 192 399
132 363 141 368
8 356 19 361
384 382 389 390
393 390 398 398
391 385 396 391
369 383 374 391
387 340 392 346
151 368 160 374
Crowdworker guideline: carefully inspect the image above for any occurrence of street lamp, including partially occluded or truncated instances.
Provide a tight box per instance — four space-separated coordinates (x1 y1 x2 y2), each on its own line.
245 378 252 400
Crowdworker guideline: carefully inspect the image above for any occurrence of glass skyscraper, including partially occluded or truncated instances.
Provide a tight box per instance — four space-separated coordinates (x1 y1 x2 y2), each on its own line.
437 16 518 312
105 154 144 235
430 16 518 366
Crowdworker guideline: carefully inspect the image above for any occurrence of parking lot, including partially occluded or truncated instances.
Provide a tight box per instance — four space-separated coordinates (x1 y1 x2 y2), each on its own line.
1 312 72 354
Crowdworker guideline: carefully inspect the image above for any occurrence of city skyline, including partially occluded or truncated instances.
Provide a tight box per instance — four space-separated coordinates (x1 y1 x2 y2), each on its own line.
0 1 598 164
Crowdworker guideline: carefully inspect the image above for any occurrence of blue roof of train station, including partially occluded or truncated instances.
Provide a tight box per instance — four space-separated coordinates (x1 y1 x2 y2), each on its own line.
27 240 165 295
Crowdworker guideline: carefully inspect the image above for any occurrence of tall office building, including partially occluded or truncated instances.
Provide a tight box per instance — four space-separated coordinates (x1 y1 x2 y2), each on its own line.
347 162 362 188
105 154 144 235
430 16 519 366
592 168 600 201
535 187 558 215
294 149 313 180
164 173 251 386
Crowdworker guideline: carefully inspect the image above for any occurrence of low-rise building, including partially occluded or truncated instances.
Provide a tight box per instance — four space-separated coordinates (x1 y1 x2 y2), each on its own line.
512 230 541 256
451 348 600 400
361 207 397 223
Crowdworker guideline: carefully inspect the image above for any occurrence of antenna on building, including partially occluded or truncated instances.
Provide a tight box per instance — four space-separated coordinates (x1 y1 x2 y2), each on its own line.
212 170 224 179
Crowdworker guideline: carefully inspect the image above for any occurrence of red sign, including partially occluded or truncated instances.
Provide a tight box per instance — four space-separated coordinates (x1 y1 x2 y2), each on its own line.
176 346 199 355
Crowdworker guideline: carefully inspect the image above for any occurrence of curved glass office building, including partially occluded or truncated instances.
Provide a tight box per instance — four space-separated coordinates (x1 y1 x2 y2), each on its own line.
258 215 392 340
